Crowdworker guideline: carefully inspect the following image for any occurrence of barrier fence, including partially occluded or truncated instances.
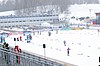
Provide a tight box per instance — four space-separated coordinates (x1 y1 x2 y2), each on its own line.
0 44 75 66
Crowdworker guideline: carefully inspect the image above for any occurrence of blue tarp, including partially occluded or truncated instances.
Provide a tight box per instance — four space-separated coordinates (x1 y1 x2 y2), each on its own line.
61 28 72 30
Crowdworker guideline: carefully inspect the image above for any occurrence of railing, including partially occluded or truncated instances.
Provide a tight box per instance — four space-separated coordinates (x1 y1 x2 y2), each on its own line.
0 14 59 19
0 44 75 66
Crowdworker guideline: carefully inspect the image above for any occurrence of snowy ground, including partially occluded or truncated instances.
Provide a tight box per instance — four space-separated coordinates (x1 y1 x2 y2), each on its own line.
69 4 100 18
4 29 100 66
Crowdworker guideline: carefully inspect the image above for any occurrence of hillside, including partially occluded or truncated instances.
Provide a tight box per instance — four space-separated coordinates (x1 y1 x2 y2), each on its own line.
0 0 99 13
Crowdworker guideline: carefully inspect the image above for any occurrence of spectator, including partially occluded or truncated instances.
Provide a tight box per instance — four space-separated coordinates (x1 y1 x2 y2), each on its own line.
2 42 6 48
5 43 10 64
14 45 21 64
2 42 10 64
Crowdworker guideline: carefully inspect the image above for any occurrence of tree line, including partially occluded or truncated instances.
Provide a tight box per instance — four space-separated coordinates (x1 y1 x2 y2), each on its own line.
0 0 99 14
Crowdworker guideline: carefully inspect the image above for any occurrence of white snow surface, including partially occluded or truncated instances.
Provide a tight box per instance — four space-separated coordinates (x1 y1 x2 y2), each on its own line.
4 29 100 66
69 4 100 18
0 11 14 16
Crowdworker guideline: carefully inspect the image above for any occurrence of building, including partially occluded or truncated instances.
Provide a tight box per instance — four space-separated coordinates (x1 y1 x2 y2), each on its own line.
95 13 100 25
0 14 59 28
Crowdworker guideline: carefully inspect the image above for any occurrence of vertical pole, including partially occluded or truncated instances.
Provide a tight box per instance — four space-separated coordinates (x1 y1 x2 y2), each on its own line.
43 44 46 66
98 29 99 36
44 48 46 58
43 44 46 58
89 9 91 18
15 41 16 46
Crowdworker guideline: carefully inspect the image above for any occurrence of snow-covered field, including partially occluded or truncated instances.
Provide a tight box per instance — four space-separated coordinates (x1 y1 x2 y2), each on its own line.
4 29 100 66
0 3 100 66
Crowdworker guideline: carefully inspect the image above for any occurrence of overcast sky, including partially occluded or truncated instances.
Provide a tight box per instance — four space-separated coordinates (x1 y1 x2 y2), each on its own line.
0 0 3 3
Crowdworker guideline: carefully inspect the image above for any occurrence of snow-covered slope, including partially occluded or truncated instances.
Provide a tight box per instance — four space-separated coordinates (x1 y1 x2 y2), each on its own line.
69 4 100 18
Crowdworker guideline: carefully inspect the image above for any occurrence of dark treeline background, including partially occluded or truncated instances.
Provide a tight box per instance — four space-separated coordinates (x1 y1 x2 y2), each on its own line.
0 0 99 13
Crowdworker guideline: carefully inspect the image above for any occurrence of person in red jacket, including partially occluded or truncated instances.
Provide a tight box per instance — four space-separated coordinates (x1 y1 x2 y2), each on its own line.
14 45 21 64
29 35 32 40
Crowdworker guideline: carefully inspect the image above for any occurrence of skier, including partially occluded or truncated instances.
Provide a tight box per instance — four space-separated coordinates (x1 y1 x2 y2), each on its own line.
14 45 21 64
17 38 19 41
63 40 66 46
27 35 30 43
48 31 51 36
33 31 35 35
67 47 71 56
14 38 16 41
40 31 41 35
56 29 58 34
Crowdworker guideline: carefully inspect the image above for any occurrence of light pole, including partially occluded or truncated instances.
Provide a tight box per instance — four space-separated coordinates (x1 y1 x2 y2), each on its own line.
43 44 46 58
89 9 92 18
